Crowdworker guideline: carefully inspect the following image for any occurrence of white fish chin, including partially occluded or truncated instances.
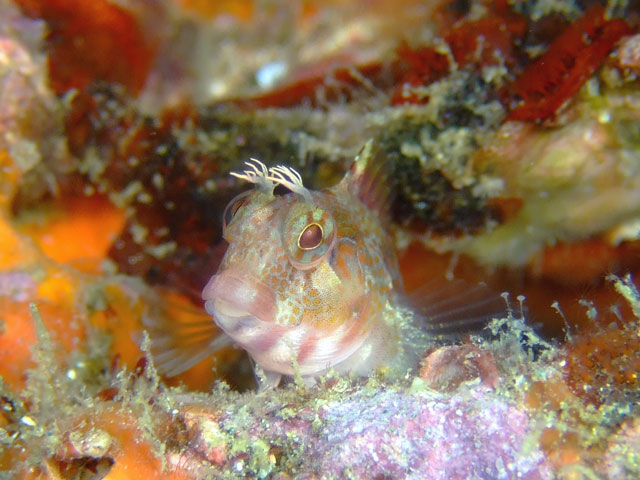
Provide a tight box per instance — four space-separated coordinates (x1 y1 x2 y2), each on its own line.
206 298 260 332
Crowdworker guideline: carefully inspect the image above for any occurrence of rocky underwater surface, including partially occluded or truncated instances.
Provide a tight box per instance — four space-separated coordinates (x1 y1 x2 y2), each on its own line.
1 0 640 478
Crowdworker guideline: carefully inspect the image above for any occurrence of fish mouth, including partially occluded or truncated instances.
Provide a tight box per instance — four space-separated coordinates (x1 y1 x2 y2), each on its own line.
206 298 259 331
202 272 276 332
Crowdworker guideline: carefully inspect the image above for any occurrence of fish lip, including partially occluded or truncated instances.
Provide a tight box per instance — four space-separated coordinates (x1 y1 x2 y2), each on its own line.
201 271 276 328
204 298 259 331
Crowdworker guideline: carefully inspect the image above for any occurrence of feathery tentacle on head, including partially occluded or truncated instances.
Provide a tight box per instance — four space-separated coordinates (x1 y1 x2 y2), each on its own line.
231 159 312 202
230 158 274 191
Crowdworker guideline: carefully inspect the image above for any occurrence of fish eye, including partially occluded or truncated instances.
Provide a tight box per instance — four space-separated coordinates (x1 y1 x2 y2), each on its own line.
283 204 336 270
298 223 323 250
223 191 251 231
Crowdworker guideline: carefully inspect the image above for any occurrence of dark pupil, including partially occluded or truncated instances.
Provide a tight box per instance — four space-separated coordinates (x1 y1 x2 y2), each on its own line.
299 224 323 249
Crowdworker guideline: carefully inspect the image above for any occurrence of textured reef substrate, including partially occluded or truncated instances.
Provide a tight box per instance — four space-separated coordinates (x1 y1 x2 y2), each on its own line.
1 0 640 478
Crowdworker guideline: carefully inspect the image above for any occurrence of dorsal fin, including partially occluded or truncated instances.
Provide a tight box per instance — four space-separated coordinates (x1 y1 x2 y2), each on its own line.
337 140 394 223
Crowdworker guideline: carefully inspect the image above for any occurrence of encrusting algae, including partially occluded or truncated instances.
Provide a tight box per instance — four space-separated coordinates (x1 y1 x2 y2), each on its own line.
2 0 640 478
4 274 640 478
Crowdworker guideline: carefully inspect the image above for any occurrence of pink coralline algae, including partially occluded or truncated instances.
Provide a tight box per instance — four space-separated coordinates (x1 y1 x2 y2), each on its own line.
599 416 640 480
306 388 548 479
178 382 553 479
0 271 36 301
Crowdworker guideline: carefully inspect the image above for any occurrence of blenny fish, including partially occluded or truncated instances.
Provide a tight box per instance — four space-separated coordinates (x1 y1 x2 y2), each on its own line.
145 141 500 389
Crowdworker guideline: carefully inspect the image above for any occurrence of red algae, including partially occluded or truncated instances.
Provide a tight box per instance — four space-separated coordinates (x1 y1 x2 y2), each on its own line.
391 43 450 105
444 11 526 68
392 0 526 105
14 0 154 95
506 5 634 121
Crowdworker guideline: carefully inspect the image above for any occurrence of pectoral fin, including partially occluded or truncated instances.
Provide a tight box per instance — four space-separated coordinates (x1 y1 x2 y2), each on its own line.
409 280 509 335
141 290 231 377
